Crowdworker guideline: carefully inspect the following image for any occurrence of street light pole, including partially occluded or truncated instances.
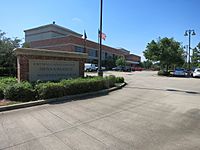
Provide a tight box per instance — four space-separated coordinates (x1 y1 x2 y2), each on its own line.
98 0 103 76
183 45 188 63
184 29 196 73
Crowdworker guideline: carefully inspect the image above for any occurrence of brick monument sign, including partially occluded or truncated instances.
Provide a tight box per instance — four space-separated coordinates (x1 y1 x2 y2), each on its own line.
14 48 87 82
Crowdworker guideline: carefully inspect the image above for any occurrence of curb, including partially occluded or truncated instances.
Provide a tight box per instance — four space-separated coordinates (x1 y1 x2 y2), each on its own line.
0 82 126 112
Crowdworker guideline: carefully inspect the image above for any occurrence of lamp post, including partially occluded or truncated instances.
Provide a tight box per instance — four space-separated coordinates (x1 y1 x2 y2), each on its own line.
98 0 103 76
183 45 188 63
184 30 196 73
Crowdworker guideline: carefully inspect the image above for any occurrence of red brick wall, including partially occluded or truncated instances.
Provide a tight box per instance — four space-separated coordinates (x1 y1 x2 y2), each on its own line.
29 35 128 57
30 36 71 48
125 54 141 62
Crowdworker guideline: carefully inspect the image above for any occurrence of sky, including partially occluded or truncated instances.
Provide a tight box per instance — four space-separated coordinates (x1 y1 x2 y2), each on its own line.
0 0 200 61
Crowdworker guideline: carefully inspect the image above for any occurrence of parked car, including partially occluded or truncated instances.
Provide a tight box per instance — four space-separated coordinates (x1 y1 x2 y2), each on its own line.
112 66 123 71
112 66 131 72
192 68 200 78
173 68 187 77
101 66 106 70
132 67 143 71
84 63 98 72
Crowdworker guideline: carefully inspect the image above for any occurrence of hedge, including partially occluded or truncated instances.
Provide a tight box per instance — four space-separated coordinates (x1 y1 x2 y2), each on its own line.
36 77 107 99
1 75 125 101
115 77 124 83
0 67 16 76
0 77 18 99
35 82 65 99
157 70 170 76
0 88 4 99
4 82 35 102
0 77 17 85
105 75 116 88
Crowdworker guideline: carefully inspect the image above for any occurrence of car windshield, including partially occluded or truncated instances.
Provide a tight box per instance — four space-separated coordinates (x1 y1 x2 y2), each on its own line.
196 69 200 72
175 69 185 71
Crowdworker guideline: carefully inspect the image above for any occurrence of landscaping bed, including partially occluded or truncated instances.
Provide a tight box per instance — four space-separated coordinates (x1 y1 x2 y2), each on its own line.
0 99 18 106
0 76 124 106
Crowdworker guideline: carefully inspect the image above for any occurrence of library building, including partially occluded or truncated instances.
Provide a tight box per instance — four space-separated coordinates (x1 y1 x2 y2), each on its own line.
24 22 141 68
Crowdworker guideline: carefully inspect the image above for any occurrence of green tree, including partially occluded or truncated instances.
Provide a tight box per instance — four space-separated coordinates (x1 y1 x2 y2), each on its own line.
191 42 200 68
115 57 126 67
102 56 117 70
0 30 21 76
143 37 184 71
141 60 153 69
22 42 30 48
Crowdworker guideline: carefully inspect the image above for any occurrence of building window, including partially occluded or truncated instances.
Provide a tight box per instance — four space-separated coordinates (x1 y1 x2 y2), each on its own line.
75 46 84 53
105 52 108 59
107 53 113 59
88 49 97 57
102 52 105 60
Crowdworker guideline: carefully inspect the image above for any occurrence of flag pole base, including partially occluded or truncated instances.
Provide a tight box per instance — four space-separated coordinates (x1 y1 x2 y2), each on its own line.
98 70 103 77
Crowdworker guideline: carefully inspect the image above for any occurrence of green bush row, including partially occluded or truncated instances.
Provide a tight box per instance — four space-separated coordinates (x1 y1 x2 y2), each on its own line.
0 77 18 99
0 88 4 99
0 77 18 85
4 82 36 102
36 76 117 99
0 67 16 76
115 77 124 83
157 70 170 76
0 76 125 102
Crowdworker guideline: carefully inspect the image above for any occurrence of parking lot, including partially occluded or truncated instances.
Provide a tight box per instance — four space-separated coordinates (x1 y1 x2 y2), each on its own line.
0 71 200 150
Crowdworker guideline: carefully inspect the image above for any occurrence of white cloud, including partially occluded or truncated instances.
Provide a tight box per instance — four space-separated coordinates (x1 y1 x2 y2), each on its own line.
72 17 82 23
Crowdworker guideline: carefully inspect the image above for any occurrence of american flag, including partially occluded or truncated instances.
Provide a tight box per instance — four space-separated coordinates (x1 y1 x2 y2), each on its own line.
101 32 106 40
98 30 106 40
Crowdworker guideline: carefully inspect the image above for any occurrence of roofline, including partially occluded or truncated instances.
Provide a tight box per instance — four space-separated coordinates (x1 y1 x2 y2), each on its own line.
126 54 141 58
24 24 82 37
13 48 88 59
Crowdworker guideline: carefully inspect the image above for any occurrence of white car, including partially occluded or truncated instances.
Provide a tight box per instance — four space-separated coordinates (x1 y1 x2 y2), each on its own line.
193 68 200 78
84 63 97 72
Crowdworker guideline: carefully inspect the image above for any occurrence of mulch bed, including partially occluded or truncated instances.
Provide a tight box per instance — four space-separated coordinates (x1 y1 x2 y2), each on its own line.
0 99 17 106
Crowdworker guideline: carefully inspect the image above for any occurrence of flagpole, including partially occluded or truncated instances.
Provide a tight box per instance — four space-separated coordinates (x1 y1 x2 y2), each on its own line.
84 30 86 53
98 0 103 76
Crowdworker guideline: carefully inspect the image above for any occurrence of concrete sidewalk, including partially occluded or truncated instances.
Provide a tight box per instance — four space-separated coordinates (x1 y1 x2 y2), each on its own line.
0 71 200 150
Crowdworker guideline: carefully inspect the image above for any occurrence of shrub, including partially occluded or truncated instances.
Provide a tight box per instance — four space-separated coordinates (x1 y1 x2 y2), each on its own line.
0 67 16 76
35 82 65 99
0 77 18 99
0 87 4 99
0 77 17 85
115 77 124 83
104 75 116 88
157 70 170 76
2 75 123 102
61 77 106 95
35 77 108 99
4 82 35 102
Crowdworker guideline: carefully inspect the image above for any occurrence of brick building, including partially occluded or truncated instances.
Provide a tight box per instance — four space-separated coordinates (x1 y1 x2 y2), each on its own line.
24 23 141 68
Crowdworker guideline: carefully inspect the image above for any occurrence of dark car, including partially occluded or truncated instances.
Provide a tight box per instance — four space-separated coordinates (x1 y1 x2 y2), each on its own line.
173 68 187 77
112 66 131 72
